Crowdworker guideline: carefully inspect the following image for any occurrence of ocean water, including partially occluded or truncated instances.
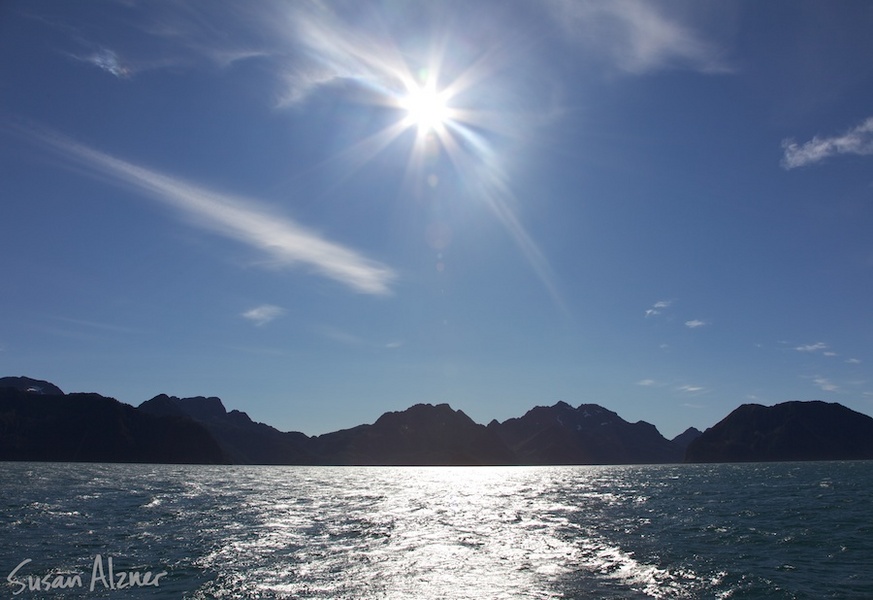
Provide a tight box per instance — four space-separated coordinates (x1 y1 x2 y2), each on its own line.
1 462 871 599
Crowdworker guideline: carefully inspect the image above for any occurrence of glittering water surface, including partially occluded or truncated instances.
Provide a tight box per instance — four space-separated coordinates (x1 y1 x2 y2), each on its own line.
2 462 871 598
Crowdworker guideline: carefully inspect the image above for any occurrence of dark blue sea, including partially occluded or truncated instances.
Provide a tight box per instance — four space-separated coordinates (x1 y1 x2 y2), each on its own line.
1 462 871 598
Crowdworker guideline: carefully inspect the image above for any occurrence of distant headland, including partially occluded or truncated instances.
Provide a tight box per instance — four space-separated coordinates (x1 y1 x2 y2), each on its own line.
3 376 873 465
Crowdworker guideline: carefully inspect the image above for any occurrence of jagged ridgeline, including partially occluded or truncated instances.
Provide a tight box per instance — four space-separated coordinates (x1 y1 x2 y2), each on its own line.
3 376 873 465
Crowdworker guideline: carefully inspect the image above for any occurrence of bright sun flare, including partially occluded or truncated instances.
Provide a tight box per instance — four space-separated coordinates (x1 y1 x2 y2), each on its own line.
400 83 451 133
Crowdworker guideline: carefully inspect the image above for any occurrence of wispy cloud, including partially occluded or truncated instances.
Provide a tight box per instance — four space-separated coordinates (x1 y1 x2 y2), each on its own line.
543 0 732 74
645 299 672 318
242 305 285 327
782 117 873 169
812 377 839 392
75 47 131 78
676 384 706 394
28 127 396 295
795 342 829 353
637 379 660 387
684 319 707 329
847 358 862 364
272 2 412 107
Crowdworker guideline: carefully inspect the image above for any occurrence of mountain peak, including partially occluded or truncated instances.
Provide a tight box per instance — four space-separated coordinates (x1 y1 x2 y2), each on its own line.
671 427 703 450
0 376 64 396
686 401 873 462
153 395 228 421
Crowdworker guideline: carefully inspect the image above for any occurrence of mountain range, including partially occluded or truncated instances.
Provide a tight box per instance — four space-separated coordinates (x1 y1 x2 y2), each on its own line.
3 376 873 465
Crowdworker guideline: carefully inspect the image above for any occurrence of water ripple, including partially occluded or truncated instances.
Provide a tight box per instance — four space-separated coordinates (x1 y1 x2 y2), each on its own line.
1 462 872 598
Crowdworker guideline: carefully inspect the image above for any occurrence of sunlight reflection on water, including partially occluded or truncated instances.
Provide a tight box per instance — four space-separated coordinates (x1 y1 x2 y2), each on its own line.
185 466 697 599
194 467 578 599
3 462 873 598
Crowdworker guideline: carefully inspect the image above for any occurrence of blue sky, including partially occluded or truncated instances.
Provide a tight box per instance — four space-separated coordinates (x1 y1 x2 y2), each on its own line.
2 1 873 438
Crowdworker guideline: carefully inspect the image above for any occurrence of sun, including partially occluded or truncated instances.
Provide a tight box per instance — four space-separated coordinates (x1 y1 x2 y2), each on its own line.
399 81 452 133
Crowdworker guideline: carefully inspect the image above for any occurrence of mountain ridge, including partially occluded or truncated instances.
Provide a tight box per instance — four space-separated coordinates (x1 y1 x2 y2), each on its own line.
686 401 873 462
4 376 873 465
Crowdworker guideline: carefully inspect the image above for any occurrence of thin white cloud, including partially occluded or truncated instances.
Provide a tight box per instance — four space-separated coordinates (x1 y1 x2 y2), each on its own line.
273 3 412 107
30 128 396 295
684 319 707 329
795 342 829 353
847 358 862 364
96 2 409 108
823 351 837 357
637 379 659 387
782 117 873 169
645 299 672 317
76 47 131 78
544 0 732 74
813 377 839 392
677 384 706 394
242 305 285 327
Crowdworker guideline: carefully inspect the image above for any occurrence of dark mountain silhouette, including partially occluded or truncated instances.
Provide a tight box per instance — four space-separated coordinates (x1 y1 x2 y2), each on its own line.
0 387 226 464
491 401 683 464
0 376 65 396
7 376 873 465
685 401 873 462
311 403 515 465
671 427 703 451
138 394 315 465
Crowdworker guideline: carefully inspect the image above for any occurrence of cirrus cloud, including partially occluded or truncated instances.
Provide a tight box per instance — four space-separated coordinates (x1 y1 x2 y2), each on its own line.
24 126 397 295
782 117 873 169
543 0 733 74
795 342 829 353
242 305 285 326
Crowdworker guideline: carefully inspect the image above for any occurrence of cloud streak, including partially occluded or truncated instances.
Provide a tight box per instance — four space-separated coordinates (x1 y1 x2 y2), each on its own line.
645 299 672 318
684 319 707 329
30 127 396 295
544 0 732 74
676 384 706 394
782 117 873 169
76 47 131 78
812 377 838 392
795 342 828 353
242 305 285 326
